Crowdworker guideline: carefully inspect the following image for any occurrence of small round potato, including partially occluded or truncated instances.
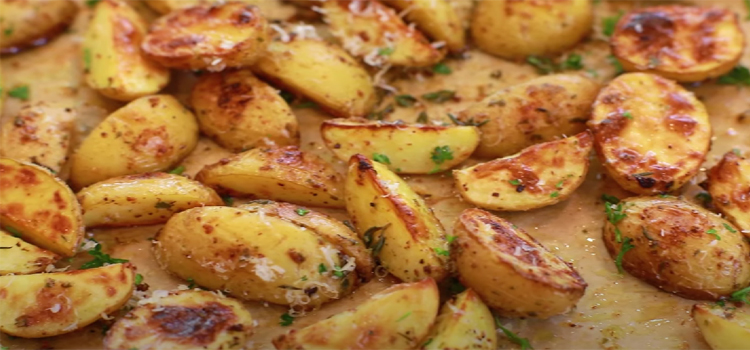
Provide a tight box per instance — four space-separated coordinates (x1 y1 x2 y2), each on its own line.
0 0 78 54
611 6 744 82
603 197 750 300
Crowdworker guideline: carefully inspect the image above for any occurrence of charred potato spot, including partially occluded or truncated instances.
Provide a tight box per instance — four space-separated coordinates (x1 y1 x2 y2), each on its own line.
0 230 60 275
0 0 77 54
706 152 750 236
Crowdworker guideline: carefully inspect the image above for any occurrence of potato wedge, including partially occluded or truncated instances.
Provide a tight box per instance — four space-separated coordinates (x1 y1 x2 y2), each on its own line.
422 289 497 350
458 74 599 159
145 0 273 15
252 38 377 118
384 0 465 53
0 0 77 54
589 73 711 195
0 104 75 174
705 151 750 235
603 197 750 300
70 95 199 190
239 200 374 280
0 158 83 257
141 2 269 71
104 290 254 350
0 263 135 338
693 303 750 350
454 131 593 211
345 154 449 282
191 69 299 152
321 118 479 174
0 230 60 275
83 0 170 101
471 0 593 59
153 206 357 308
454 208 587 318
610 6 744 82
195 146 345 208
77 172 223 228
322 0 445 67
273 278 439 349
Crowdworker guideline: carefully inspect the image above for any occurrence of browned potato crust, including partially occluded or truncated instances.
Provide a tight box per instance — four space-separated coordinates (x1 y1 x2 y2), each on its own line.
706 151 750 235
0 0 78 54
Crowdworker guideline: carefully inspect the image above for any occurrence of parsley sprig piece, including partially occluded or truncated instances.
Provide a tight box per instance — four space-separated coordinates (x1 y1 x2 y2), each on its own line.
280 313 294 326
602 11 624 37
395 94 417 107
432 62 452 75
168 165 185 175
706 228 721 241
447 113 488 127
603 196 626 243
614 237 635 274
429 146 453 174
422 90 455 103
373 153 391 165
80 241 129 269
527 54 585 74
8 85 30 100
494 316 533 350
731 286 750 304
718 65 750 86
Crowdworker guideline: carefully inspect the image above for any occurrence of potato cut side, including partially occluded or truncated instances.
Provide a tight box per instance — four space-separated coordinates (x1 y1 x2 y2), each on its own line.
383 0 465 53
322 0 445 67
321 118 479 174
195 146 345 208
422 289 497 350
77 172 223 228
589 73 710 195
142 2 268 70
454 131 593 211
454 208 587 318
706 151 750 236
0 263 135 338
0 158 83 257
104 290 254 350
145 0 268 14
693 303 750 350
611 6 744 82
0 0 77 54
345 154 450 282
273 278 439 349
0 230 60 275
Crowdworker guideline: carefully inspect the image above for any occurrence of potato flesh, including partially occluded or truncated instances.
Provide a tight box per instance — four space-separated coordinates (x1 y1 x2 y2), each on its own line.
0 230 60 275
0 0 77 54
706 152 750 236
693 303 750 350
423 289 497 350
384 0 465 53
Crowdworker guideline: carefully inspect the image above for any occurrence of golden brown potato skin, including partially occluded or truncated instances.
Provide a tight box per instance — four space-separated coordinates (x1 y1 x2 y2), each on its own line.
0 0 78 54
706 152 750 235
422 289 497 350
692 303 750 350
0 230 60 275
384 0 465 53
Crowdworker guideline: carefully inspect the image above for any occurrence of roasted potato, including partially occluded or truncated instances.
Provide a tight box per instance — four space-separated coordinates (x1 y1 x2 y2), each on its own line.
0 263 135 338
0 158 83 257
322 0 445 67
610 6 744 82
77 172 223 228
345 154 450 282
603 197 750 300
705 151 750 235
153 206 357 308
142 2 268 71
422 289 497 350
321 118 479 174
589 73 711 195
458 74 599 159
273 278 439 349
693 303 750 350
453 208 587 318
252 38 377 118
69 95 199 189
0 104 75 174
104 290 255 350
83 0 170 101
471 0 593 59
191 69 299 152
384 0 465 53
0 229 60 275
0 0 77 54
454 131 593 211
195 146 345 208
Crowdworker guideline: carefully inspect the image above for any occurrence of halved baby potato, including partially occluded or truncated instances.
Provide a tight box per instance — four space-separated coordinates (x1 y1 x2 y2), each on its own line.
705 151 750 235
0 0 78 54
70 95 199 190
322 0 445 67
0 230 60 275
142 2 269 70
104 290 255 350
145 0 265 14
422 289 497 350
0 263 135 338
610 6 744 82
191 69 299 152
384 0 465 53
77 172 223 228
195 146 345 208
0 158 83 257
273 278 439 349
693 303 750 350
454 131 593 211
588 73 711 195
321 118 479 174
603 197 750 300
345 155 450 282
0 104 75 174
453 208 587 318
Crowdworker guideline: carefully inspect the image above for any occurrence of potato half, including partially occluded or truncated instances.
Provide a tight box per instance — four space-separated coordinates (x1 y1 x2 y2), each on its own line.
458 74 599 159
706 151 750 235
145 0 267 14
321 118 479 174
384 0 465 53
611 6 744 82
693 303 750 350
454 208 587 318
588 73 711 195
603 197 750 300
0 230 60 275
104 290 254 350
0 0 77 54
70 95 199 189
0 158 83 257
345 155 450 282
142 2 269 70
273 278 439 349
454 131 593 211
422 289 497 350
0 263 135 338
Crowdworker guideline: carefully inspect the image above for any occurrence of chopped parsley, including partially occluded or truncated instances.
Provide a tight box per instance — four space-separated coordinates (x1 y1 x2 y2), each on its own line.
343 220 357 232
550 191 560 198
724 223 738 233
332 266 345 278
280 313 294 326
155 201 173 209
509 179 522 186
86 0 101 7
416 111 429 123
560 54 584 70
602 11 624 37
745 0 750 20
447 113 488 127
396 311 412 322
295 101 318 109
641 227 656 241
134 274 143 285
279 90 295 103
733 148 743 156
607 55 624 75
604 200 627 243
421 338 434 347
373 153 391 165
378 47 394 56
395 94 417 107
429 146 453 173
622 111 633 119
731 286 750 304
434 247 450 256
495 317 534 350
3 27 12 36
695 192 712 205
318 263 327 274
3 225 22 237
187 278 197 289
363 224 389 256
295 208 310 216
718 66 750 86
8 85 30 100
448 277 466 294
80 241 129 269
526 55 557 74
367 104 394 120
83 48 92 71
432 62 452 75
556 180 564 189
614 237 634 274
168 165 185 175
706 228 721 241
447 235 457 244
221 195 234 206
422 90 455 103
